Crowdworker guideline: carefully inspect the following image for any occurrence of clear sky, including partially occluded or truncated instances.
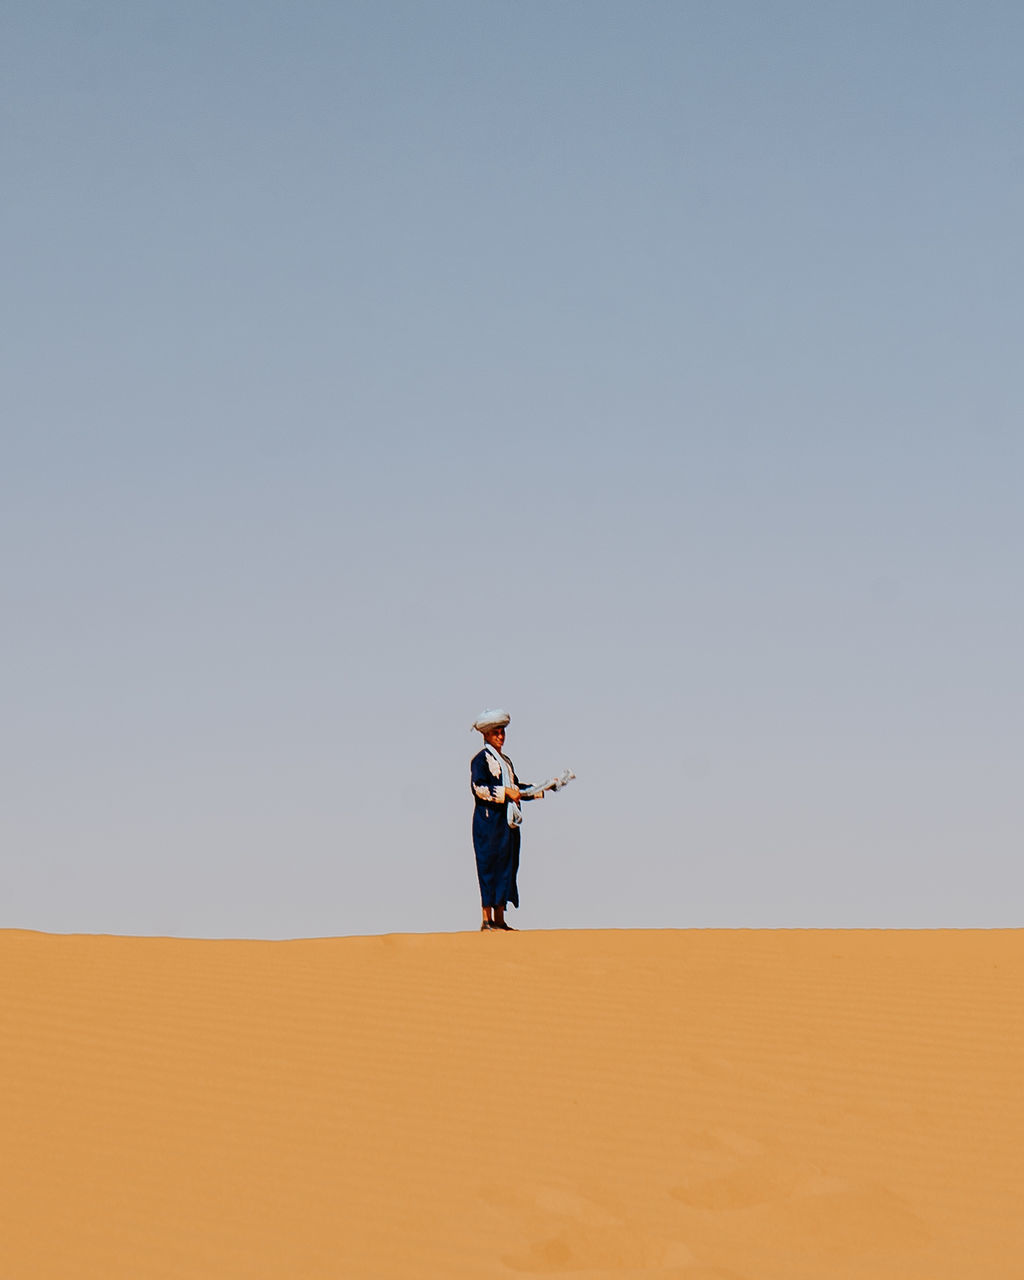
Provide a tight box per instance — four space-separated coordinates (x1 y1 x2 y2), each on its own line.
3 1 1021 937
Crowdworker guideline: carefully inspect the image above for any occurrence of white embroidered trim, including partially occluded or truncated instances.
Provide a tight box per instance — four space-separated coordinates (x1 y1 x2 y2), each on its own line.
473 782 505 803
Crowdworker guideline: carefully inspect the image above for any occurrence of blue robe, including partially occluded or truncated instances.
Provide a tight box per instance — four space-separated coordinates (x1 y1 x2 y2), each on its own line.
470 748 540 910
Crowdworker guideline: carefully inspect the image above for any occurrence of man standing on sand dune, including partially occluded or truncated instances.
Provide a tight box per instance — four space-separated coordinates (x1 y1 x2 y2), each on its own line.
470 709 574 933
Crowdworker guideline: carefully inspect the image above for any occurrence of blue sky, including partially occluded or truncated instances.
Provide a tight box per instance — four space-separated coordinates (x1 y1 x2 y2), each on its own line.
3 1 1021 936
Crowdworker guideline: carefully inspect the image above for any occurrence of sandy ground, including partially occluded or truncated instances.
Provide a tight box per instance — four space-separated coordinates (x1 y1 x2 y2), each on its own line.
1 928 1021 1279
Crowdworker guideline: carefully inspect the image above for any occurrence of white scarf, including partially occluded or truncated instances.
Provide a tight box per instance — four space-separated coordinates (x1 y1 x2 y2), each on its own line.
484 745 523 829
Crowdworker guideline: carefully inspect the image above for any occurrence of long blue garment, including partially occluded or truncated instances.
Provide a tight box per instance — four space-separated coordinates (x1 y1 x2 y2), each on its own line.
470 748 540 910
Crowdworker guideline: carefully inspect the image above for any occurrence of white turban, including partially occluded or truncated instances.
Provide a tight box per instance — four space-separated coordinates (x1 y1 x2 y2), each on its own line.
472 708 510 733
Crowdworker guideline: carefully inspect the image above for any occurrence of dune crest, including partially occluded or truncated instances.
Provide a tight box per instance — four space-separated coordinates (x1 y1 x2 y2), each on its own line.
2 928 1021 1278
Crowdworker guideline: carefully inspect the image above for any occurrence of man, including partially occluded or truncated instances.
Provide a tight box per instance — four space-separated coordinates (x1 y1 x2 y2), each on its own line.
470 709 542 931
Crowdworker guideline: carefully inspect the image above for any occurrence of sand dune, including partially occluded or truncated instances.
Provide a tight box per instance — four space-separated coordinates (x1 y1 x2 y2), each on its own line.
1 928 1021 1278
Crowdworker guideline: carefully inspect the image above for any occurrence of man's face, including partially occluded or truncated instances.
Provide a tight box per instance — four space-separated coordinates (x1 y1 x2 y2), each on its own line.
483 726 506 750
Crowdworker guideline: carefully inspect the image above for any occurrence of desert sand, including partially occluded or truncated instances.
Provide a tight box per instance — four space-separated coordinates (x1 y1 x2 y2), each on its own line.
1 927 1021 1278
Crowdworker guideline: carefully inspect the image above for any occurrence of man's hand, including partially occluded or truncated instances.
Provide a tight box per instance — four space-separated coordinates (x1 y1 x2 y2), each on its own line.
506 786 521 803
